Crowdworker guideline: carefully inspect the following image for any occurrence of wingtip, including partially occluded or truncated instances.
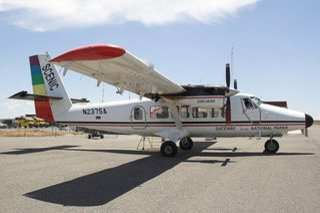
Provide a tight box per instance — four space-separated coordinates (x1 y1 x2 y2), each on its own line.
50 44 126 62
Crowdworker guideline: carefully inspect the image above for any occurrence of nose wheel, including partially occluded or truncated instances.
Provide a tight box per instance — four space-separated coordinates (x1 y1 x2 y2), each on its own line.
264 139 279 154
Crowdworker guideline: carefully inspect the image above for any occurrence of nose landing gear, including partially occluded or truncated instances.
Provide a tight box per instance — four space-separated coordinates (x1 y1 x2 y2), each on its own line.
264 138 279 154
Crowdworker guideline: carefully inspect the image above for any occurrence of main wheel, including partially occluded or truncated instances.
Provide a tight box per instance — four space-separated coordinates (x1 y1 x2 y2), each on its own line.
264 139 279 154
179 137 193 150
88 134 92 139
100 134 104 139
161 141 178 157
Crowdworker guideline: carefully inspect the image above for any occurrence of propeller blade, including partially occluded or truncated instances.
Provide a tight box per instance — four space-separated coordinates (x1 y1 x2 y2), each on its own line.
226 63 230 88
234 79 238 90
226 97 231 123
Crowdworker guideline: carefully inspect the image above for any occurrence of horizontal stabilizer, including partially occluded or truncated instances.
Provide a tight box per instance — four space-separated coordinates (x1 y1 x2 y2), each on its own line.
9 91 63 101
9 91 89 103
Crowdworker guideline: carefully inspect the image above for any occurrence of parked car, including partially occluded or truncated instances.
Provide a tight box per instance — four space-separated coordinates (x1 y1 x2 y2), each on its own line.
0 122 8 129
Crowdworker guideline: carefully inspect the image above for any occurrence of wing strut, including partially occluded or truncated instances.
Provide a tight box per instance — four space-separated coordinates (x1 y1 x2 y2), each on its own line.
163 98 182 130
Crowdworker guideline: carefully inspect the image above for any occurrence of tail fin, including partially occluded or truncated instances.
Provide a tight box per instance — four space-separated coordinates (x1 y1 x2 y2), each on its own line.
30 53 72 122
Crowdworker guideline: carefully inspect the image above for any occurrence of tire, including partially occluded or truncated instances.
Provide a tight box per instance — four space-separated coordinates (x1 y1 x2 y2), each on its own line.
100 134 104 139
88 134 92 139
160 141 178 157
264 139 279 154
179 137 193 150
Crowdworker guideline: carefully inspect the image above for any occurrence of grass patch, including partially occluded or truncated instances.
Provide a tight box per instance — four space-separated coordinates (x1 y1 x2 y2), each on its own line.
0 129 84 137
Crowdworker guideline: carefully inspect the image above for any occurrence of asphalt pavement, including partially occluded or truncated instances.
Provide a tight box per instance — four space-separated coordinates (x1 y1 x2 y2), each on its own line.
0 126 319 212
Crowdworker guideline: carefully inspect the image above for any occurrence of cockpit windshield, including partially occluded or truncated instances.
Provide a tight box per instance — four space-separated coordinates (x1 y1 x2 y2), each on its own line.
250 96 262 106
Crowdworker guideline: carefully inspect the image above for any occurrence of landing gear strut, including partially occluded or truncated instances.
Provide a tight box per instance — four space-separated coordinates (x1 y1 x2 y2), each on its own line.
179 137 193 150
264 139 279 154
88 132 104 139
160 141 178 157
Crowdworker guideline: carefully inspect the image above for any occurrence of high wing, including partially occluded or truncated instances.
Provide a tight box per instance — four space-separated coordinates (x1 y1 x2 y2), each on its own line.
51 44 185 97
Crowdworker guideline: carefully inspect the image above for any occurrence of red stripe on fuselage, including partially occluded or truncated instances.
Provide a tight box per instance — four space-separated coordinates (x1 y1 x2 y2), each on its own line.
64 123 304 128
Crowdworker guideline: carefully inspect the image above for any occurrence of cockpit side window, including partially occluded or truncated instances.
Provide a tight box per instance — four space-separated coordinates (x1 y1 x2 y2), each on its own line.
242 98 255 110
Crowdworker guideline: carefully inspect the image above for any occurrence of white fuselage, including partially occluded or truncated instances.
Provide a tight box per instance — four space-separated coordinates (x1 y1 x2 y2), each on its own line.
54 93 306 139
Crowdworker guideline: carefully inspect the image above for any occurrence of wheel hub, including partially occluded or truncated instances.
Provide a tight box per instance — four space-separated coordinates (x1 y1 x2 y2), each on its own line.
164 146 173 154
268 142 276 150
181 140 189 147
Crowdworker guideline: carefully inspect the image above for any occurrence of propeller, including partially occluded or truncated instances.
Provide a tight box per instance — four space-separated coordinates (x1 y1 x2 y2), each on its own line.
225 64 231 123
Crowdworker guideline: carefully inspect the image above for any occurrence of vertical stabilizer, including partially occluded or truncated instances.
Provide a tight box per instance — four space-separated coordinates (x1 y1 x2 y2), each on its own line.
30 53 72 122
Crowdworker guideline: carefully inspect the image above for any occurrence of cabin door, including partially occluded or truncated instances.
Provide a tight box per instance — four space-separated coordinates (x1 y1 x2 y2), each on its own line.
130 105 147 129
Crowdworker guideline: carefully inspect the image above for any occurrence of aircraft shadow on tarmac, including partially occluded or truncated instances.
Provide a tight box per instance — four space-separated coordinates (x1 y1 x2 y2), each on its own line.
0 145 80 155
23 141 314 207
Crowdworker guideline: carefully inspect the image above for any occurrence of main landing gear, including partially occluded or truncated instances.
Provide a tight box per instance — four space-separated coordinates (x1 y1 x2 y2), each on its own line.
160 137 194 157
88 132 104 139
179 137 193 150
264 138 279 154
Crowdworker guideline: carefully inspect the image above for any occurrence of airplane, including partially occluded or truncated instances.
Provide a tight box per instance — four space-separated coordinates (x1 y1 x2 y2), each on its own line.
10 44 314 157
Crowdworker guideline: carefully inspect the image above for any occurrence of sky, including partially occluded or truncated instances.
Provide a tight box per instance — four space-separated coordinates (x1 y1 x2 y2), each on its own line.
0 0 319 119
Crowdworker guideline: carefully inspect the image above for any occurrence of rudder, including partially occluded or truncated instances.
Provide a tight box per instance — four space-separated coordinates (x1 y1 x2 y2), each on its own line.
29 53 72 122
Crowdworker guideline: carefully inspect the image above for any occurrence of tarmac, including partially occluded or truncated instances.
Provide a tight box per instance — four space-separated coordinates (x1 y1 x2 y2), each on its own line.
0 126 319 212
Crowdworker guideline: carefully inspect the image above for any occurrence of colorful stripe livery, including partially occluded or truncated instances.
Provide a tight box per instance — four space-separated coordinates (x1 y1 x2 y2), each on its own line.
30 55 55 122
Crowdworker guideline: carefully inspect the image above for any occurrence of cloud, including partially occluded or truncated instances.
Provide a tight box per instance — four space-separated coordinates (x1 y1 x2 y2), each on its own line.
0 0 259 31
0 100 34 119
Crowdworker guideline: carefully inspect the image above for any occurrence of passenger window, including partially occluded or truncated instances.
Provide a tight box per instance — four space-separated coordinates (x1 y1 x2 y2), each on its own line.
243 98 254 110
211 108 219 118
134 108 143 120
150 106 169 119
180 106 189 118
192 107 207 118
220 106 225 118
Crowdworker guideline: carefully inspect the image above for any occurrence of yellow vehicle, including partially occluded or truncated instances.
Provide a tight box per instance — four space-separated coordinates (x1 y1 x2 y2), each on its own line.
32 117 50 128
16 117 37 128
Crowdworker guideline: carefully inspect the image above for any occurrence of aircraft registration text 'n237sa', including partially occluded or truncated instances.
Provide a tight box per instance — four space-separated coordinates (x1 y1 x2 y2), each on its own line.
10 44 314 157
